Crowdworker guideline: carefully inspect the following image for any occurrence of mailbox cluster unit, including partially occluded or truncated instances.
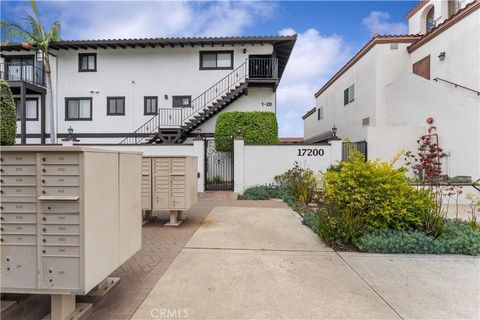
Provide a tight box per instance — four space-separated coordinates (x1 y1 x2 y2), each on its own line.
0 146 142 295
142 156 198 211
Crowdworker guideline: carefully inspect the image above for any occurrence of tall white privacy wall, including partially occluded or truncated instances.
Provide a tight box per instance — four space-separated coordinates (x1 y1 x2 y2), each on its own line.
234 139 342 194
81 139 205 192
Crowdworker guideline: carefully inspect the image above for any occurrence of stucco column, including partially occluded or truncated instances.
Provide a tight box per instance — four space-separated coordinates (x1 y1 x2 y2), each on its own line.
329 138 343 163
193 137 205 192
234 138 245 194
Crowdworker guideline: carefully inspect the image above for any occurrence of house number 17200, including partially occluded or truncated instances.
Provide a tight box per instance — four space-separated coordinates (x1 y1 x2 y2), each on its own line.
297 149 324 156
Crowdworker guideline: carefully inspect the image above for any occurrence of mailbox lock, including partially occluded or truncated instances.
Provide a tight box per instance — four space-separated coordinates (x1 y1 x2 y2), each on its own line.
48 206 52 210
0 158 3 162
42 157 46 162
0 169 3 172
42 239 46 243
42 190 46 194
42 228 46 232
42 217 46 221
0 217 3 221
0 206 3 210
0 190 3 194
42 169 46 173
0 227 3 231
48 269 54 274
42 250 46 254
0 179 3 183
42 179 46 183
6 257 10 262
0 238 3 242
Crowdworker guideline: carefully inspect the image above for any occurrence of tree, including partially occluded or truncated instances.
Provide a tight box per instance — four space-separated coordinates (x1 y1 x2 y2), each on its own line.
1 0 60 143
0 80 17 145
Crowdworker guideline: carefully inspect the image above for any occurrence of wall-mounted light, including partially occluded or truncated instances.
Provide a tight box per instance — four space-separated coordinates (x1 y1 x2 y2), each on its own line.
164 94 168 100
331 124 337 138
89 89 100 94
243 48 247 54
438 52 446 61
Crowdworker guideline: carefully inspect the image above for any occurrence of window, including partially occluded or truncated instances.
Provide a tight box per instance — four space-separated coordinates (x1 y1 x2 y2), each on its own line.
172 96 192 108
14 98 38 121
426 7 435 32
65 98 92 120
200 51 233 70
144 96 158 115
317 106 324 120
107 97 125 115
344 84 355 105
78 53 97 72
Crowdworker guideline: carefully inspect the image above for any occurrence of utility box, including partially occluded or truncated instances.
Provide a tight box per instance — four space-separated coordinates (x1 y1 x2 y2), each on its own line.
142 156 198 212
0 146 142 295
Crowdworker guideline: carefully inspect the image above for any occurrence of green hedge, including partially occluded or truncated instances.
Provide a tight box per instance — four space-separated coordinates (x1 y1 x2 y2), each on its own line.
214 111 278 151
0 80 16 145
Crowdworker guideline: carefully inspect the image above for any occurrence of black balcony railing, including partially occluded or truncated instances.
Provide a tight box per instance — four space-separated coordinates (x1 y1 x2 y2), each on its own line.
0 62 46 87
120 57 278 144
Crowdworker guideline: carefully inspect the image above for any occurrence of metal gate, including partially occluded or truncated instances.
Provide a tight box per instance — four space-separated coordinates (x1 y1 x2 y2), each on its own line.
205 138 234 191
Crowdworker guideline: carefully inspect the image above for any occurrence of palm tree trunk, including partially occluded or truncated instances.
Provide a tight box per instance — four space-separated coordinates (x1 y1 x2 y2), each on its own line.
44 56 56 144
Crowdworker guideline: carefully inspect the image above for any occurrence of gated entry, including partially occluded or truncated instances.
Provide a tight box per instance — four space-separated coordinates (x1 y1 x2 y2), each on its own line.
205 138 234 190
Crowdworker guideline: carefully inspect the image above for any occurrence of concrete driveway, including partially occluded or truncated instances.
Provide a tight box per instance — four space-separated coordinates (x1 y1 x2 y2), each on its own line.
133 205 480 320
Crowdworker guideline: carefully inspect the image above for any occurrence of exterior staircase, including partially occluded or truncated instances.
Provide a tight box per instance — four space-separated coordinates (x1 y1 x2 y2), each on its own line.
120 58 277 144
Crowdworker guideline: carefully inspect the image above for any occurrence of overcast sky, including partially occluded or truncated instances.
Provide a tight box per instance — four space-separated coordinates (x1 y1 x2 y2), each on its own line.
1 0 416 137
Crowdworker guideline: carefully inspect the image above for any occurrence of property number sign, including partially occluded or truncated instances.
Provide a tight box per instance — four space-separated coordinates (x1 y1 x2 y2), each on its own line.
297 148 325 156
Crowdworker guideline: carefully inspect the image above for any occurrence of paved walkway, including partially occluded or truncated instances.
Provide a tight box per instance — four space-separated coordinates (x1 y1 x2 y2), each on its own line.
133 204 480 320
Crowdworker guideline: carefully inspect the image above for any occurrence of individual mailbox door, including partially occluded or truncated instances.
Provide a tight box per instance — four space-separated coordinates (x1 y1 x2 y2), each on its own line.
41 202 80 214
0 153 36 165
41 213 79 225
1 165 36 176
40 153 79 165
41 257 80 290
42 224 79 235
1 213 36 224
41 165 79 176
1 246 37 289
1 176 37 186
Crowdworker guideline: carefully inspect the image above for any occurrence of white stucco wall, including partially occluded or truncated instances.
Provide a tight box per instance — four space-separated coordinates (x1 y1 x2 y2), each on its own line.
53 44 273 140
410 9 480 92
193 87 276 133
241 143 338 191
385 74 480 179
408 0 474 34
305 43 411 142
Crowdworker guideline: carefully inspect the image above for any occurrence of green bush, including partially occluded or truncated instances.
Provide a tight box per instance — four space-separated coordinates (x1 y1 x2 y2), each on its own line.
323 151 434 231
355 220 480 255
0 80 16 145
241 185 295 206
214 111 278 151
274 162 322 205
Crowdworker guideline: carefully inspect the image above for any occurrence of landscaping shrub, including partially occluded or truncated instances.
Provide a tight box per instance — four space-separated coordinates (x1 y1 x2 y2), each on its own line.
323 151 434 232
0 80 16 145
355 220 480 255
274 162 322 205
241 185 295 205
214 111 278 151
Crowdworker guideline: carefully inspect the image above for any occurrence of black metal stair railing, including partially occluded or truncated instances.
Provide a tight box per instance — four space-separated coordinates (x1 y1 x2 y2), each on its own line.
120 58 278 144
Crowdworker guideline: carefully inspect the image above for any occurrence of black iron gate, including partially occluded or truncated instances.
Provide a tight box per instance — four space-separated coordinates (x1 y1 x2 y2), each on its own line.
205 138 234 191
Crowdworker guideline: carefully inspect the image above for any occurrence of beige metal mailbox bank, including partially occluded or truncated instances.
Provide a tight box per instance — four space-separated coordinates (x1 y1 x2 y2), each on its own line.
142 156 198 226
0 146 142 319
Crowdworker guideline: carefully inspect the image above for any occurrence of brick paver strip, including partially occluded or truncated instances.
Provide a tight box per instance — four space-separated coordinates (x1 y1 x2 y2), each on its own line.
1 198 287 320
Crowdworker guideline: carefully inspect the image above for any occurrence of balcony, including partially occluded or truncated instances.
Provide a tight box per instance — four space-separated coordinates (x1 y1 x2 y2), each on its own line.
0 62 46 87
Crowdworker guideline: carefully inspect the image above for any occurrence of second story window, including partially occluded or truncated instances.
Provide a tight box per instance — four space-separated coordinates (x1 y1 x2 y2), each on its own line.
200 51 233 70
344 84 355 105
426 7 435 32
65 97 92 120
172 96 192 108
78 53 97 72
107 97 125 115
144 96 158 115
317 106 324 120
15 98 38 121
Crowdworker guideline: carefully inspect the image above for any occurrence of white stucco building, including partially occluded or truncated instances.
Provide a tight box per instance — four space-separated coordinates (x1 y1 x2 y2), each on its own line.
1 36 296 144
303 0 479 179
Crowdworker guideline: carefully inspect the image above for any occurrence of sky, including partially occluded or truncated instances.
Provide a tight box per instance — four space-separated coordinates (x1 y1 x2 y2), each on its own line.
1 0 417 137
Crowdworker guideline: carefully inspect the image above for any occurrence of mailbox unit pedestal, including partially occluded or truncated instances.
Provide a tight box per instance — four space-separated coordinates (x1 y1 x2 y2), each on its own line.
142 156 198 226
0 146 142 320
